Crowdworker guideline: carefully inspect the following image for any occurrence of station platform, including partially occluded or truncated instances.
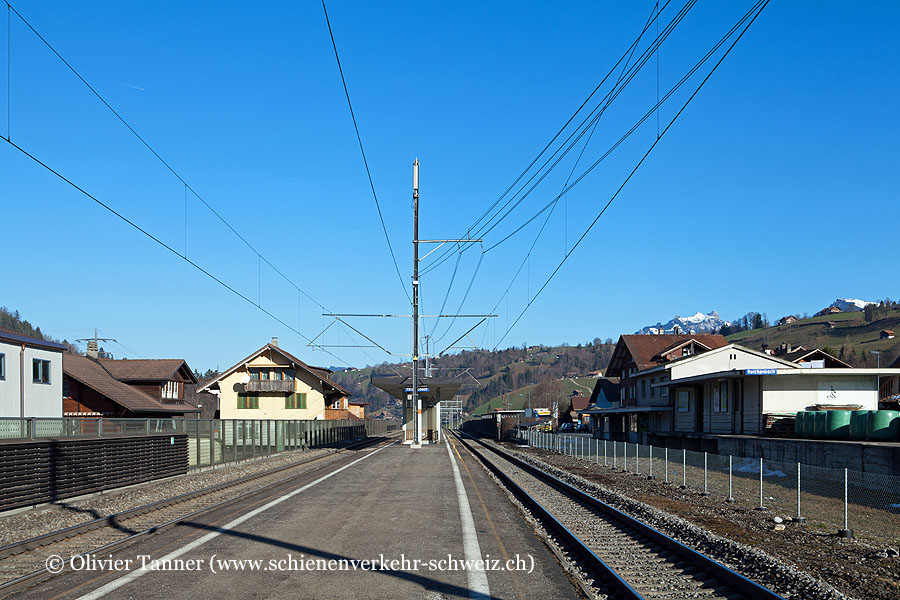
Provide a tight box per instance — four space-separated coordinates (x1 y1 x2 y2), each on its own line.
13 439 578 600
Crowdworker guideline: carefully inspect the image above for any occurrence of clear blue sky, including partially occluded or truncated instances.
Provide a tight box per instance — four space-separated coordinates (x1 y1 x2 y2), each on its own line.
1 1 897 372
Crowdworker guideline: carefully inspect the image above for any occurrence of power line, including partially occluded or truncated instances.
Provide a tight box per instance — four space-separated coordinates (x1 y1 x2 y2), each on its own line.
5 2 328 312
321 0 411 305
492 0 769 349
421 0 679 276
1 133 354 368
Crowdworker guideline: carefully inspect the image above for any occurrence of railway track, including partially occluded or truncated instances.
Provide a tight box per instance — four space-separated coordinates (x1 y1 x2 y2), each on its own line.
0 435 393 595
452 431 784 600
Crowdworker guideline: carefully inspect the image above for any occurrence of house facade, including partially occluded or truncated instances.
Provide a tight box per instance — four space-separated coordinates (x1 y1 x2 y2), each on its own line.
198 341 349 421
63 355 200 418
0 330 65 418
600 334 729 442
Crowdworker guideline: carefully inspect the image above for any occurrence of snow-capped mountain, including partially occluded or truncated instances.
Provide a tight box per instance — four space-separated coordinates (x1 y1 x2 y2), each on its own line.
635 311 729 335
830 298 877 312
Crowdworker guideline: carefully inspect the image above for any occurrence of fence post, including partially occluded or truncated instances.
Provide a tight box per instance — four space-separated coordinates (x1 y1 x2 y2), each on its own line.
613 441 617 469
755 457 766 511
680 451 687 489
838 468 853 538
28 417 36 440
623 441 628 472
701 452 710 496
97 418 103 438
664 447 669 484
195 422 201 468
726 455 735 502
635 443 640 475
648 445 654 480
145 419 150 435
794 462 806 522
209 420 215 466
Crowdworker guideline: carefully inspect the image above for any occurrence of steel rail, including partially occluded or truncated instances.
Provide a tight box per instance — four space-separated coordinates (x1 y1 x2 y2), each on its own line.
0 435 393 593
453 431 785 600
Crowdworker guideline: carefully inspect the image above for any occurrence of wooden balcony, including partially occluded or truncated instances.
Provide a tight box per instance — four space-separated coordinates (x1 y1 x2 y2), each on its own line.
244 380 295 393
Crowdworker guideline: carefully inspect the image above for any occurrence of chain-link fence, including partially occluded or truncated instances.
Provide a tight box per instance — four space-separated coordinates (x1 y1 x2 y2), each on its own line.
524 430 900 545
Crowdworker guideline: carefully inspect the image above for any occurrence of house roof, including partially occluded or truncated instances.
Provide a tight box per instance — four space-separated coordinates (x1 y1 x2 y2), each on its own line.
63 355 199 414
98 359 197 383
882 330 895 335
0 329 67 352
589 378 620 407
777 348 852 368
197 343 350 397
570 396 590 411
606 334 729 377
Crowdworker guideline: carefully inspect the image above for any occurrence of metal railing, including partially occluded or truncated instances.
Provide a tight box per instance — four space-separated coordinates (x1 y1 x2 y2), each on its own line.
0 417 392 469
525 431 900 545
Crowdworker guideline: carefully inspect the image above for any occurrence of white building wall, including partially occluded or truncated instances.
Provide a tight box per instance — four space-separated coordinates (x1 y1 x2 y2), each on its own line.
761 374 877 412
0 340 21 416
669 347 790 379
0 341 63 417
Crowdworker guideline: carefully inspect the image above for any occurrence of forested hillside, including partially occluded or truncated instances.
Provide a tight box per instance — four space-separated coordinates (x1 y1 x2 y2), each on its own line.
0 307 80 354
329 339 616 418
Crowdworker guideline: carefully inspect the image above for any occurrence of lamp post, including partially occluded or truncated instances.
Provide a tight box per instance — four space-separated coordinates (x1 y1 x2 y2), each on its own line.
870 350 881 368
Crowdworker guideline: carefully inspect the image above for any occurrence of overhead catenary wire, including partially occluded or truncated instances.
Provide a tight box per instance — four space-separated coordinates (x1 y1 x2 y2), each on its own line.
5 2 328 313
420 0 680 276
321 0 411 305
491 0 770 350
0 133 355 368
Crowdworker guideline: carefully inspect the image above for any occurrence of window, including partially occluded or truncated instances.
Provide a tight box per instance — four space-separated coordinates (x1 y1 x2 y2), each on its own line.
661 384 669 397
677 390 690 412
249 368 260 381
0 353 5 380
713 381 729 413
285 393 306 409
162 381 181 400
237 394 259 409
682 346 692 357
259 369 269 381
33 359 51 384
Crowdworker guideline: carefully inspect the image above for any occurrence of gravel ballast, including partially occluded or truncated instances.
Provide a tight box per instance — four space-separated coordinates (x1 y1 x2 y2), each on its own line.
504 442 900 600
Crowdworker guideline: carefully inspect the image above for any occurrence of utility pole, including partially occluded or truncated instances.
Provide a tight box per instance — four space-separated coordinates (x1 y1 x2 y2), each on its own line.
412 158 421 447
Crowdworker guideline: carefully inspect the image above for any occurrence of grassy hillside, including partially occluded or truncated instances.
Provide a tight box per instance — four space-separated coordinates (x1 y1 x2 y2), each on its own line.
470 377 597 416
725 306 900 367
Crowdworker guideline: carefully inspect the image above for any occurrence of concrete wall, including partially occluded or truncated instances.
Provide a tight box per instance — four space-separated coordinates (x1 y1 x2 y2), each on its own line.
716 435 900 476
0 341 62 418
761 374 877 412
218 349 326 421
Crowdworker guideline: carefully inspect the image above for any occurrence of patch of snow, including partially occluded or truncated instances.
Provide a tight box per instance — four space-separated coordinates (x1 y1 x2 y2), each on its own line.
831 298 877 312
635 311 729 335
733 457 786 477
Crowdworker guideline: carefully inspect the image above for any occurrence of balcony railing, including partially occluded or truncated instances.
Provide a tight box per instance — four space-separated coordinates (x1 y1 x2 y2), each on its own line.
244 380 295 393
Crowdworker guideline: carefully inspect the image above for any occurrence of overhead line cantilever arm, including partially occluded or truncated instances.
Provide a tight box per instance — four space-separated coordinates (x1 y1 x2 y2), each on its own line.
439 318 489 356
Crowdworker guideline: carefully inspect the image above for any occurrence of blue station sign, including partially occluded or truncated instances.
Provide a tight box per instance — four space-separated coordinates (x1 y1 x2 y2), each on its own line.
745 368 777 375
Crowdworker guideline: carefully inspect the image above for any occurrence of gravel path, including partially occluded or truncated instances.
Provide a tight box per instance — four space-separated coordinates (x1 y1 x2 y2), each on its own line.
487 441 851 600
0 448 335 547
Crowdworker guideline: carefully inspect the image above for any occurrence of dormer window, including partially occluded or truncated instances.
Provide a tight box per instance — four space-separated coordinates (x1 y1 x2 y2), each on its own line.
162 381 181 400
682 346 693 357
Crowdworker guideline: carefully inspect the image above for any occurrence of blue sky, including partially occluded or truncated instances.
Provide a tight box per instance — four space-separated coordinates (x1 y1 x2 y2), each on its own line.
1 1 897 372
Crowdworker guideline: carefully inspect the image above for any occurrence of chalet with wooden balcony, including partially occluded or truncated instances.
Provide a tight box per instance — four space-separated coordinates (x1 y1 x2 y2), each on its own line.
197 339 350 421
62 355 199 418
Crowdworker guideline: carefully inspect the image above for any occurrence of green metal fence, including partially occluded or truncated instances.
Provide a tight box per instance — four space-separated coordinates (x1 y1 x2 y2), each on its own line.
0 418 393 469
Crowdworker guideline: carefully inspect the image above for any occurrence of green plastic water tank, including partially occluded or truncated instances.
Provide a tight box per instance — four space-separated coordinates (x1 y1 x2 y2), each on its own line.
867 410 900 441
799 411 812 437
849 411 870 440
794 412 805 436
825 410 851 439
812 411 827 438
